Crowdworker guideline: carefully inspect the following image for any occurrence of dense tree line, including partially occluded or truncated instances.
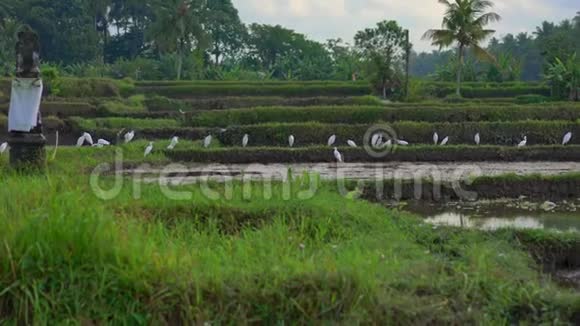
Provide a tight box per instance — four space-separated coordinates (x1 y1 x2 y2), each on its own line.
0 0 577 100
413 12 580 82
0 0 369 82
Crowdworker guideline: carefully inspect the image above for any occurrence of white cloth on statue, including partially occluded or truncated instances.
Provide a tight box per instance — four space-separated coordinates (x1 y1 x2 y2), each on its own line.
8 78 43 132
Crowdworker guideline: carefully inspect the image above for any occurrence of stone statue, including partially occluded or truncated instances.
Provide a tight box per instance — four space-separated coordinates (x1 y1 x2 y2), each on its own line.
15 25 41 79
7 25 46 169
14 25 42 133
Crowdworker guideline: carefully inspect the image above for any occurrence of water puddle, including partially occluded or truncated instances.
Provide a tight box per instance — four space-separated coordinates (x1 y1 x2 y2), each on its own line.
401 200 580 232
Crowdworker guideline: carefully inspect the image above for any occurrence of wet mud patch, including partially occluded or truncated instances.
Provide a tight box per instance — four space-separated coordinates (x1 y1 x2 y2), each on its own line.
363 174 580 202
512 230 580 289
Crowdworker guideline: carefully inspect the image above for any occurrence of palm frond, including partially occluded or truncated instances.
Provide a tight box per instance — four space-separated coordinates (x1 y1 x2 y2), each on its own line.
422 29 455 47
474 12 501 26
471 43 495 63
472 0 495 12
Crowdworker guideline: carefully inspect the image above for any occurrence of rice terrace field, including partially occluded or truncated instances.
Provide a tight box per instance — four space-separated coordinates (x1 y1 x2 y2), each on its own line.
1 0 580 324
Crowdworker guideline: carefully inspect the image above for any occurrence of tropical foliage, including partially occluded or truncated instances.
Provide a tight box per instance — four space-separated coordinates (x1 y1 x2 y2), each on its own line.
423 0 501 96
545 53 580 101
355 21 410 98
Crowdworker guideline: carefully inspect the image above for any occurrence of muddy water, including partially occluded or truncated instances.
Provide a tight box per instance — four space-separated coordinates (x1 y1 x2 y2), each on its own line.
403 200 580 232
127 161 580 184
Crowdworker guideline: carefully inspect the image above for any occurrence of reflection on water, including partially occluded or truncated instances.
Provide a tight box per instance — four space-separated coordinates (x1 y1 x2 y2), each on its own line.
425 213 565 231
404 202 580 232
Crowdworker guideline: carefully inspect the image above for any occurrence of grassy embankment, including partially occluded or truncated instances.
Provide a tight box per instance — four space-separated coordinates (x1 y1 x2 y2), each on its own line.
1 157 580 323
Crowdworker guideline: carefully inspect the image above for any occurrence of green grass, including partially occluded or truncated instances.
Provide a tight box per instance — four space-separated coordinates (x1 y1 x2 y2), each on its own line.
144 95 383 112
189 103 580 127
70 117 180 130
98 95 147 114
135 80 370 87
0 115 66 132
164 144 580 163
2 79 580 323
138 84 371 98
215 121 580 147
0 168 579 323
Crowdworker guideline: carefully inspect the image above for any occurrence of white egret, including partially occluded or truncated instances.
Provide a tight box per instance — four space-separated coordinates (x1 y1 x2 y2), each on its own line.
97 139 111 146
475 133 481 145
242 134 249 148
203 135 213 148
563 132 573 145
440 137 449 146
167 136 179 150
83 132 94 146
333 147 343 163
397 140 409 146
328 135 336 147
76 134 86 147
518 136 528 148
347 140 357 148
372 134 381 148
144 142 154 157
289 135 295 147
375 137 385 148
433 132 439 145
124 131 135 144
0 142 8 154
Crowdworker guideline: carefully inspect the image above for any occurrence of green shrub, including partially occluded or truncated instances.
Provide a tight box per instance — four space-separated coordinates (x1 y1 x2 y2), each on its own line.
135 80 370 87
59 78 120 98
216 121 580 147
99 95 147 115
43 116 67 131
0 115 66 132
165 145 580 164
0 90 7 104
74 127 211 141
42 102 97 116
443 94 467 103
0 78 11 95
144 95 190 112
0 102 96 117
515 94 550 105
189 103 580 127
351 95 384 106
69 117 180 130
417 82 551 98
41 65 62 96
116 78 136 97
138 83 371 98
146 95 382 112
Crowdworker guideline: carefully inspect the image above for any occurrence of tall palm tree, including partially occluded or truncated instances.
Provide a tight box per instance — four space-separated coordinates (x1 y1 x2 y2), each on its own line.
423 0 501 96
148 0 206 80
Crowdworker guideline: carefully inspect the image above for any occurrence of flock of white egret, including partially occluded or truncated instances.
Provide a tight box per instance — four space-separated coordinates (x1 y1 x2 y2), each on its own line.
75 130 216 157
0 130 570 159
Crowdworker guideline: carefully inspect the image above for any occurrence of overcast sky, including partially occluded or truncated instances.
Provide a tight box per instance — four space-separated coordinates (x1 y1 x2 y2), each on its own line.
231 0 578 52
